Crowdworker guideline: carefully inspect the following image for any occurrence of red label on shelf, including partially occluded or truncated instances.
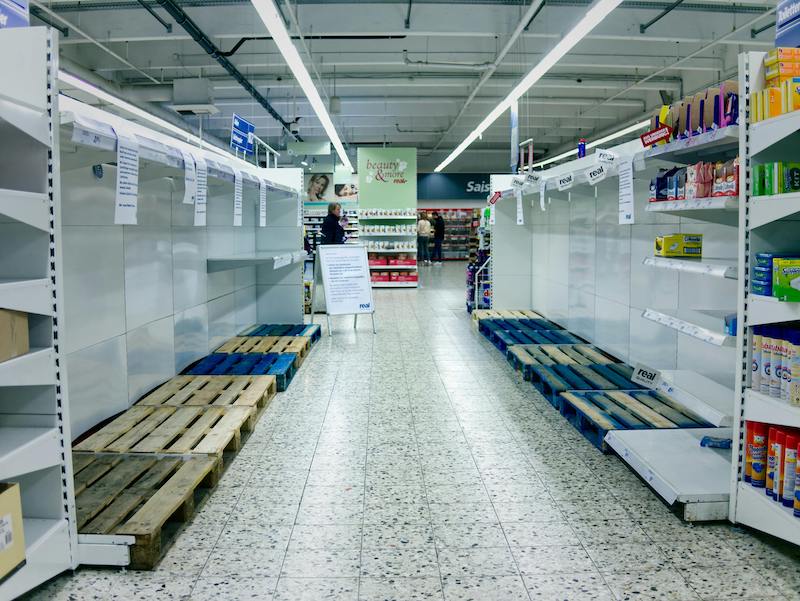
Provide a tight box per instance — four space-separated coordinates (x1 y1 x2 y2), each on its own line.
640 125 672 147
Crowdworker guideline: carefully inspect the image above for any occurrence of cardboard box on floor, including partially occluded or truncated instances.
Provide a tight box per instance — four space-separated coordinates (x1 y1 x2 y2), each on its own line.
0 483 26 584
0 310 29 363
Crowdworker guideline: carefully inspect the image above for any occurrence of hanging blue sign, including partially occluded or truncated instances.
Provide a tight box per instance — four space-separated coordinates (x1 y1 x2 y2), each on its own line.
0 0 29 28
417 173 492 200
230 113 255 155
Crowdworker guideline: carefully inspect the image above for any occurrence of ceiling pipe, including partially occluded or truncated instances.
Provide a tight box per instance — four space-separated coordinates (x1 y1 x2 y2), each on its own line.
153 0 302 140
429 0 545 153
402 49 493 72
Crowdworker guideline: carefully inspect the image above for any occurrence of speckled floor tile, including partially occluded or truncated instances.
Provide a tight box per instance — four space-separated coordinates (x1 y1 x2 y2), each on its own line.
362 523 435 549
500 520 577 547
360 547 440 578
191 576 277 600
602 568 700 601
358 576 444 601
280 548 361 578
428 502 499 524
441 575 529 600
437 546 519 578
433 522 509 549
522 572 615 600
201 547 285 578
272 577 358 600
584 542 670 574
511 545 596 575
289 524 363 550
654 540 739 569
678 564 776 600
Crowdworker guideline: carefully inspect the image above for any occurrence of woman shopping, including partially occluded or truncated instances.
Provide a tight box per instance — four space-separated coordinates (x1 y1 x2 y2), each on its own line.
417 212 432 265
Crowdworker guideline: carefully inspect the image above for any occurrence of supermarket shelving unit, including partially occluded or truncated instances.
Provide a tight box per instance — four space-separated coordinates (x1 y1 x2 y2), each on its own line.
0 28 77 600
304 206 359 250
361 210 418 288
729 51 800 546
418 208 472 260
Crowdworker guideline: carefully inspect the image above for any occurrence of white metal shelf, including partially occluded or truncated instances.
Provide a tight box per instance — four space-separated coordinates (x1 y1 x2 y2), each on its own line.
365 249 417 254
644 196 739 225
658 370 734 427
359 232 417 237
642 257 737 279
750 192 800 228
0 99 51 147
639 126 739 164
742 388 800 429
372 281 418 288
750 110 800 156
1 518 72 601
369 265 417 270
0 278 53 316
734 483 800 546
0 427 61 481
206 251 306 273
747 295 800 325
359 215 417 220
642 308 735 347
0 347 57 386
0 188 50 232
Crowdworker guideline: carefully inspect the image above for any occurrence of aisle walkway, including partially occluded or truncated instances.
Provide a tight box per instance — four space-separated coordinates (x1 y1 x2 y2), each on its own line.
34 264 800 600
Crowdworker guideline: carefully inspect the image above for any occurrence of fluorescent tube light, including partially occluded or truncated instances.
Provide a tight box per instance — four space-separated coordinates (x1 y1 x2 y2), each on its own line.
532 119 649 168
250 0 354 173
434 0 623 172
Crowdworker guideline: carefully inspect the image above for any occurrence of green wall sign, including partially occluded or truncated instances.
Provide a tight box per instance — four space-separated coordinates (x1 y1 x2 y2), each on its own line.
357 147 417 209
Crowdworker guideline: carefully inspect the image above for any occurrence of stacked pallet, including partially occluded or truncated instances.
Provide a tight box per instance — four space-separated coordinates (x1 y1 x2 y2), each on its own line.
241 322 322 343
216 336 311 367
479 318 582 351
185 353 296 391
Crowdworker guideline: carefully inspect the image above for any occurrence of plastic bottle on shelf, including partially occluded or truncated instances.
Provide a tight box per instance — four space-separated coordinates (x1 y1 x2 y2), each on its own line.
751 421 768 488
770 328 784 399
772 429 786 501
783 434 798 507
783 329 795 401
752 326 762 391
792 330 800 406
767 426 779 496
761 327 774 396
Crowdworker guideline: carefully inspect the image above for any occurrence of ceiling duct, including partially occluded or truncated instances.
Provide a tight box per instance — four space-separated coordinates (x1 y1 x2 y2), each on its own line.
170 78 219 115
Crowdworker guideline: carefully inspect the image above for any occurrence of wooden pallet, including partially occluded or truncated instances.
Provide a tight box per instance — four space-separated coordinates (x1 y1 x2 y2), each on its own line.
136 375 276 416
241 323 322 343
531 364 644 406
472 309 543 323
73 453 219 569
73 405 255 458
216 336 310 367
479 318 581 351
507 344 618 380
185 352 296 391
559 389 711 452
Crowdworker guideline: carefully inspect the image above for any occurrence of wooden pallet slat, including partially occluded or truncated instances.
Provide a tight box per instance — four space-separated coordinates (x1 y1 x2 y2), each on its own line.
138 375 276 413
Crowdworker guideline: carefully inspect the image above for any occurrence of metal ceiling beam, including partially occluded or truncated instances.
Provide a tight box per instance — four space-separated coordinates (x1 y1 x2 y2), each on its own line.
152 0 301 140
639 0 684 34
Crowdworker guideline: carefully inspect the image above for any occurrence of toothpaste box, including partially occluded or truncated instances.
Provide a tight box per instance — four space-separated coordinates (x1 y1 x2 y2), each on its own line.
773 258 800 301
654 233 703 258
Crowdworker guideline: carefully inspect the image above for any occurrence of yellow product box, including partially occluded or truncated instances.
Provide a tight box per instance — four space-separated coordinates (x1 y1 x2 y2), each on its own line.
654 233 703 258
766 62 800 82
764 87 784 119
0 483 26 583
765 48 800 66
782 78 800 113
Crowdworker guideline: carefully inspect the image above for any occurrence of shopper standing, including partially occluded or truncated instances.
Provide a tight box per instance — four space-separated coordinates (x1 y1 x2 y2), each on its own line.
417 212 432 265
320 202 346 245
432 211 445 265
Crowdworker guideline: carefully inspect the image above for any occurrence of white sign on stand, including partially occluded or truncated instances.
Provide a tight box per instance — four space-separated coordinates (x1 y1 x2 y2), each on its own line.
314 244 376 335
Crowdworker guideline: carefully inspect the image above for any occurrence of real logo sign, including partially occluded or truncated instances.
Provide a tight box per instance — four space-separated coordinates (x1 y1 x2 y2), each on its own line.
359 302 372 310
557 174 574 191
585 164 606 185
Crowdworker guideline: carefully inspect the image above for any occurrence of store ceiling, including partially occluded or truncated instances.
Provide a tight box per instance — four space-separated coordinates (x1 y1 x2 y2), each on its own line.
48 0 774 172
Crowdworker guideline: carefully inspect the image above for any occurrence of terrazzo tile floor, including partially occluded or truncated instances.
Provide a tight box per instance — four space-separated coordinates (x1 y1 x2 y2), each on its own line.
28 264 800 600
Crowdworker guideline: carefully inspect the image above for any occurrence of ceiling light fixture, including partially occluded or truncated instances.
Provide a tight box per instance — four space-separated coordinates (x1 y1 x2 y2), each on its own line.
250 0 354 173
434 0 624 172
532 119 649 168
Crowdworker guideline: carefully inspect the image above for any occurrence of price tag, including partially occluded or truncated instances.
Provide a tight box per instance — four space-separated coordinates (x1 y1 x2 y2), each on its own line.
585 164 607 185
273 254 292 269
539 180 547 210
233 170 243 226
557 173 574 191
193 155 208 227
511 176 525 191
515 189 524 225
595 148 618 165
631 363 662 389
525 172 540 187
259 180 267 227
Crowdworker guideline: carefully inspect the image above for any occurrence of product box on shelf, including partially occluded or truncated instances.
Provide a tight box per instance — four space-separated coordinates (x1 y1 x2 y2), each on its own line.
744 420 800 513
0 309 28 364
368 253 388 267
391 272 418 283
388 256 416 266
654 233 702 258
371 272 390 283
712 158 739 197
0 482 26 583
773 258 800 301
686 162 714 199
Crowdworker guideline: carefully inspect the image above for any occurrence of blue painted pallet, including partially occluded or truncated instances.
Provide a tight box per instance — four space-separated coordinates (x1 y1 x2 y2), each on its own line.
185 352 296 391
241 323 321 343
558 389 712 452
531 363 644 407
479 319 580 351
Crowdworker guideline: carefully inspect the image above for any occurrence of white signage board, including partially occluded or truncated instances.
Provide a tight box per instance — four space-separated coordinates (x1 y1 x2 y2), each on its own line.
618 157 635 225
112 127 139 225
317 244 375 316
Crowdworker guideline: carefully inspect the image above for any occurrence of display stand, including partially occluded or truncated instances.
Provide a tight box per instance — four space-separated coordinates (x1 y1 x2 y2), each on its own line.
0 27 77 600
312 244 376 335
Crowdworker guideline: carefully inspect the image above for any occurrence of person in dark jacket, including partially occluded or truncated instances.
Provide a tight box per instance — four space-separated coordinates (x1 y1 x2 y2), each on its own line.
432 211 445 265
320 202 346 245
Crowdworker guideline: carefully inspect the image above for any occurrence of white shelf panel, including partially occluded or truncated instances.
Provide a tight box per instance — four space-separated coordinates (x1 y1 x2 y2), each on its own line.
642 308 735 347
747 295 800 326
0 278 53 316
359 232 417 237
0 97 51 147
0 428 61 481
0 188 50 232
369 265 417 270
640 126 739 164
365 249 417 254
658 370 734 427
1 518 72 600
735 483 800 547
372 281 418 288
605 427 732 509
743 388 800 429
359 216 417 220
750 193 800 229
644 196 738 224
0 348 57 386
642 257 736 279
750 111 800 156
207 251 306 273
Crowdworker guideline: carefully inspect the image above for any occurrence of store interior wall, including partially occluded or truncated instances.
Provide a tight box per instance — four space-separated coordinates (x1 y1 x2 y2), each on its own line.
493 170 737 389
60 163 301 437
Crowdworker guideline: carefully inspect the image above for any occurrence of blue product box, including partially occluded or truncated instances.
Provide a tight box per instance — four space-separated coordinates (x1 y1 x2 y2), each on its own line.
777 0 800 47
751 281 773 296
